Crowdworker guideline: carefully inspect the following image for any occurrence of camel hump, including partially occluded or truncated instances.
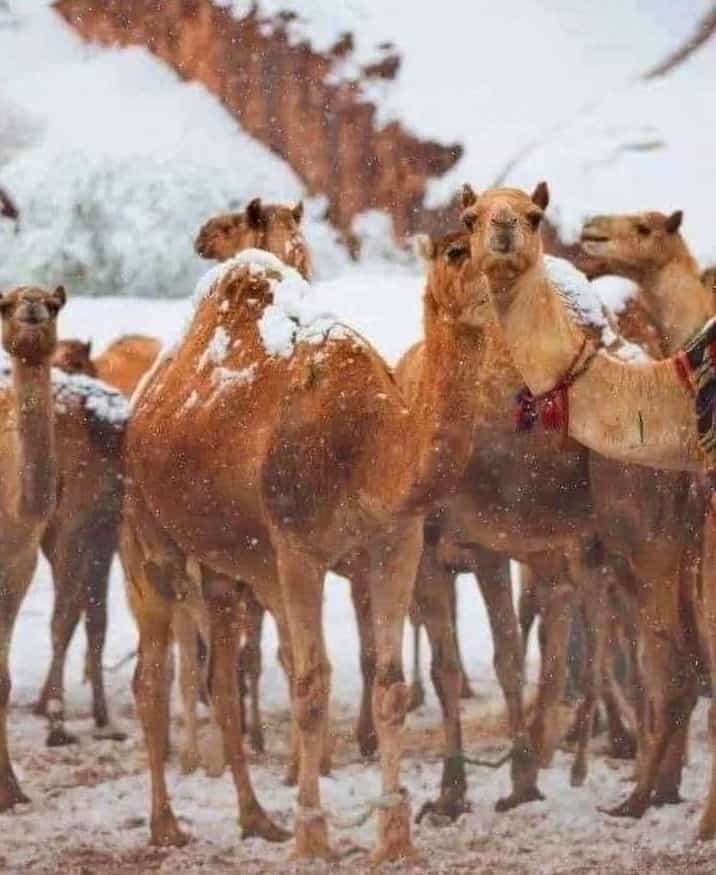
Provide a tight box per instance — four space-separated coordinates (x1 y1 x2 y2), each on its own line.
52 371 128 457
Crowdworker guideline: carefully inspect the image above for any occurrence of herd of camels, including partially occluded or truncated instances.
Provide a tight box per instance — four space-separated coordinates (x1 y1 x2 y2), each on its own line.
2 182 716 863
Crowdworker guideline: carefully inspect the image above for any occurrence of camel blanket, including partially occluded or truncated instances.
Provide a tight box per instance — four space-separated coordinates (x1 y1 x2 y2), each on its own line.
676 316 716 461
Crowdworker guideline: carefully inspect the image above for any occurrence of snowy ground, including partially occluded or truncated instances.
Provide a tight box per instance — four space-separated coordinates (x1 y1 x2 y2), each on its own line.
2 288 716 872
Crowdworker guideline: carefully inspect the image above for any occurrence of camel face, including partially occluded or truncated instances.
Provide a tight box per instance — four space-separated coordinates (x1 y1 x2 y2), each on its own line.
416 231 493 326
580 210 684 279
194 199 310 278
0 285 66 364
463 185 547 286
52 339 96 376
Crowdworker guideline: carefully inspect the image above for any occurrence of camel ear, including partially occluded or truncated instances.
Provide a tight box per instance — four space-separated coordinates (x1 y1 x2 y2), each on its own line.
246 198 264 229
461 183 477 209
531 181 550 210
413 234 435 263
665 210 683 234
51 285 67 310
0 292 8 315
292 201 304 224
83 340 92 356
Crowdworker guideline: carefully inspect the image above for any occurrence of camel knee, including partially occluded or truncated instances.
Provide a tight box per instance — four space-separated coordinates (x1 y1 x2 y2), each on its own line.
374 662 409 728
294 665 329 734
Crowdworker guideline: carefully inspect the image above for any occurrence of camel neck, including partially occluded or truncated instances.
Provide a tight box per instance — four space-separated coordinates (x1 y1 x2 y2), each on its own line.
11 358 56 520
396 287 485 512
491 262 701 471
640 255 711 353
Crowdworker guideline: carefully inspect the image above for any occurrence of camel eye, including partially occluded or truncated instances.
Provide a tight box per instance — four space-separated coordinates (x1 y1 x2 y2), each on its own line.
463 212 477 232
446 244 468 264
527 211 543 230
636 223 651 237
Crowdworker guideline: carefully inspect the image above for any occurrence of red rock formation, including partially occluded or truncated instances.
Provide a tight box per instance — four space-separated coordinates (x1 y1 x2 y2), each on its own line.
53 0 462 241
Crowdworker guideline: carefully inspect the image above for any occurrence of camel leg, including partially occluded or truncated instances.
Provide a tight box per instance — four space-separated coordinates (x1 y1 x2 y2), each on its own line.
204 576 289 843
173 607 201 775
350 575 378 757
652 683 697 806
606 629 686 819
448 575 474 699
699 521 716 840
475 551 543 811
34 543 85 747
366 522 422 864
570 584 608 787
131 589 186 847
601 646 637 760
242 590 266 755
274 544 332 859
83 527 123 740
0 552 36 811
517 562 538 658
413 550 468 821
527 563 573 769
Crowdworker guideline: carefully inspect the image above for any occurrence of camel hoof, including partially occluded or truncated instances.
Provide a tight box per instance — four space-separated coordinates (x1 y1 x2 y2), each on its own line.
601 797 648 819
415 793 471 825
570 763 587 788
179 748 200 775
93 723 128 742
652 789 683 807
407 681 425 712
609 731 638 761
150 817 190 848
292 816 331 858
241 807 291 844
356 727 378 758
372 799 416 863
46 727 78 747
495 785 544 812
0 775 30 811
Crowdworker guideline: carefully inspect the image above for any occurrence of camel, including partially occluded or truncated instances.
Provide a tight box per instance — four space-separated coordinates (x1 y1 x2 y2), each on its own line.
121 229 503 860
462 182 716 839
53 335 161 397
194 197 312 280
0 284 65 809
702 265 716 296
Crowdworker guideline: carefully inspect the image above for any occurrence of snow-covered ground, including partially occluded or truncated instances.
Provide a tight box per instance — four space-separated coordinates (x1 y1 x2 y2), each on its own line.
0 281 713 873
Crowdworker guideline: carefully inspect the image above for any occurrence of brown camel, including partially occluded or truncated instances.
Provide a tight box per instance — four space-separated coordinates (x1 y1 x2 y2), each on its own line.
463 182 716 840
0 285 65 809
122 234 497 861
195 197 312 280
53 335 161 397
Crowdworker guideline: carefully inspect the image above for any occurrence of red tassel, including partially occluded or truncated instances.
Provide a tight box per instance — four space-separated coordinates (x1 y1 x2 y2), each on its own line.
540 393 563 432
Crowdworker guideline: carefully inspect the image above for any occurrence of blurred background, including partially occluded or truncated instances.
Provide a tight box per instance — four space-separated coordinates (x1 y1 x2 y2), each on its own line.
1 0 714 298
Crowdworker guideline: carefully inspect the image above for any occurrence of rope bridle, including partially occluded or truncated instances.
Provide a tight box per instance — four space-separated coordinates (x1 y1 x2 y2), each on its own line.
514 337 597 449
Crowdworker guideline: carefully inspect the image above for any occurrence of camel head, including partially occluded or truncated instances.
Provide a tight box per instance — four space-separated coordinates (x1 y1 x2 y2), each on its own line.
461 183 547 292
0 285 66 365
580 209 685 280
52 339 97 377
414 230 492 326
194 198 311 279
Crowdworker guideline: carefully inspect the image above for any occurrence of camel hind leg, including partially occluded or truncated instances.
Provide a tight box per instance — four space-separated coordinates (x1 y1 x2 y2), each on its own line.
350 573 378 757
173 605 202 775
240 588 266 755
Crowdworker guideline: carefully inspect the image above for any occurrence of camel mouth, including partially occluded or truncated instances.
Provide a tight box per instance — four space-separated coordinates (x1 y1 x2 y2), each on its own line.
580 233 610 244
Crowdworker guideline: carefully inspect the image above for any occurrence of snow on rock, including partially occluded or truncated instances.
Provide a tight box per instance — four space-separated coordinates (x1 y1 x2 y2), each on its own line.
0 9 348 296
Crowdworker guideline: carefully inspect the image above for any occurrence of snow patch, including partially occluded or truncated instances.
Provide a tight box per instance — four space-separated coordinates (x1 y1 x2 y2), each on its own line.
198 325 230 370
211 363 257 389
544 255 608 333
591 275 640 315
50 370 128 426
